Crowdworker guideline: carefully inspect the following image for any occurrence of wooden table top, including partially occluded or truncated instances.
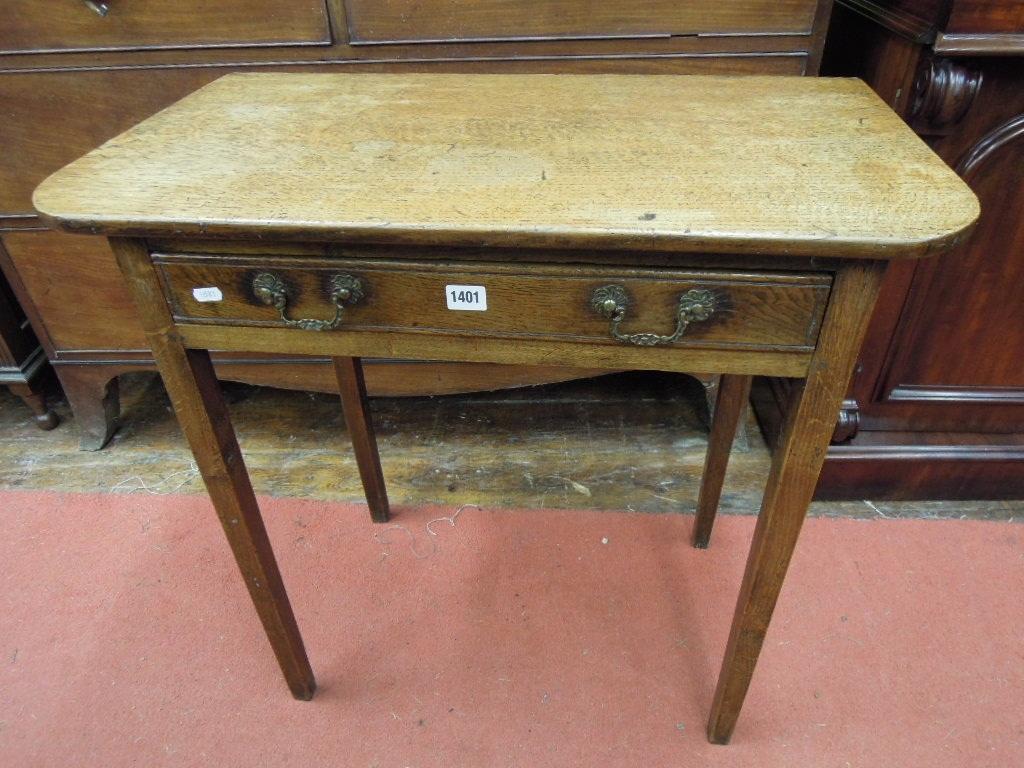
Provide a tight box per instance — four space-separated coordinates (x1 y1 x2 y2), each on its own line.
34 73 978 259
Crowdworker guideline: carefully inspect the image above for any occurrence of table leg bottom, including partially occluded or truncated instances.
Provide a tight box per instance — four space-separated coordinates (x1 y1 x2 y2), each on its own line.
692 374 752 549
334 356 390 523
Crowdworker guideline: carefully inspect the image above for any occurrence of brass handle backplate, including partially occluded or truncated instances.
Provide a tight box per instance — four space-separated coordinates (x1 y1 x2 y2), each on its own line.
252 272 364 331
590 285 716 346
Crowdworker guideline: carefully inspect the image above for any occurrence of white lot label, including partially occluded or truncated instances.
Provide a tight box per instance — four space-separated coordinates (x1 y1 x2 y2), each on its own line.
192 286 224 303
445 284 487 311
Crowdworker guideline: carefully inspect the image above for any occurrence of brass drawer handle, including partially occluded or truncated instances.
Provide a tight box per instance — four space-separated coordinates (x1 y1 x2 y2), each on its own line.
591 285 716 346
82 1 110 16
252 272 364 331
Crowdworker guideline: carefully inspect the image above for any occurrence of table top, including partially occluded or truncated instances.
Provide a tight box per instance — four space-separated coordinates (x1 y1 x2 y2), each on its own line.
34 73 978 259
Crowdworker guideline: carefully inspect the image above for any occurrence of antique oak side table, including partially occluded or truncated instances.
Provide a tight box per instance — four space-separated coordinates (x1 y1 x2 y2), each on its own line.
33 74 978 744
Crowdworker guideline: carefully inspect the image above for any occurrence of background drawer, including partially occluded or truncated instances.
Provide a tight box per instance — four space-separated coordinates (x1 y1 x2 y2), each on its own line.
1 69 223 215
155 256 832 353
0 0 330 55
2 230 148 351
344 0 820 43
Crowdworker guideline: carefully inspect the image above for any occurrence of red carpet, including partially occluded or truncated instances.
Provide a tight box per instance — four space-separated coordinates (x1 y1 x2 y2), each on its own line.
1 490 1021 767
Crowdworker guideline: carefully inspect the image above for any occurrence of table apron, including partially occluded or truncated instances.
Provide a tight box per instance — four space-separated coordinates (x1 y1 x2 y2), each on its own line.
175 323 814 378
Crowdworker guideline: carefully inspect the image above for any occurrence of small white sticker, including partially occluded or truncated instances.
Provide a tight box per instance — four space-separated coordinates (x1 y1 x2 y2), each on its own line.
445 284 487 311
192 286 223 303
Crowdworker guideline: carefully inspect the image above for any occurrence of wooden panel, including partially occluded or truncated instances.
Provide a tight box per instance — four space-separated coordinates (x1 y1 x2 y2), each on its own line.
34 73 979 260
874 59 1024 432
343 0 819 42
948 0 1024 34
0 68 224 216
1 230 148 351
0 0 330 55
155 254 831 352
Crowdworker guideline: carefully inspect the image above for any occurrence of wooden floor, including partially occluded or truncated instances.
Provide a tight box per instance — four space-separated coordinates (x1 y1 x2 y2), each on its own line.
2 371 1021 521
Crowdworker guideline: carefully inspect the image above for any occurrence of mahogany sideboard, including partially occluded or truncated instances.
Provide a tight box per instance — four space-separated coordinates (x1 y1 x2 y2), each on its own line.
0 0 834 448
753 0 1024 499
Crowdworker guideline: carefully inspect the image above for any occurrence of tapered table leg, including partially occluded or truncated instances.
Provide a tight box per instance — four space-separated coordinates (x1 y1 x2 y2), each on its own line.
111 238 315 700
707 263 885 744
334 356 390 523
692 374 752 549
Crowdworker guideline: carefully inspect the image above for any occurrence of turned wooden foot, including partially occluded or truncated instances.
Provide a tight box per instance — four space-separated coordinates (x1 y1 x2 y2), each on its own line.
7 381 59 430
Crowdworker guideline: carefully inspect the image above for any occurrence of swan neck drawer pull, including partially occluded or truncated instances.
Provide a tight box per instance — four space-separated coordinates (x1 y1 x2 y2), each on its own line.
252 272 364 331
590 285 716 346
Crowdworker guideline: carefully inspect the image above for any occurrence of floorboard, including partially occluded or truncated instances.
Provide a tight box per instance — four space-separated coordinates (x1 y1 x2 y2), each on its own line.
1 371 1020 521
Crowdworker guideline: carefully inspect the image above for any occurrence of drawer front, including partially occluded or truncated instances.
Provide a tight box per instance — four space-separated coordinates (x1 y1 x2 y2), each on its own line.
1 0 330 54
345 0 819 42
155 255 831 353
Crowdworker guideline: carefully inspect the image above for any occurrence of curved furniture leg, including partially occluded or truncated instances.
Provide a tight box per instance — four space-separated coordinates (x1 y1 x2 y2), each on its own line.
8 380 59 430
55 365 120 450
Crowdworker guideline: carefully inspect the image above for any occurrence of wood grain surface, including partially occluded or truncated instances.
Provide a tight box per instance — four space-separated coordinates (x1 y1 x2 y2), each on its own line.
34 73 978 259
